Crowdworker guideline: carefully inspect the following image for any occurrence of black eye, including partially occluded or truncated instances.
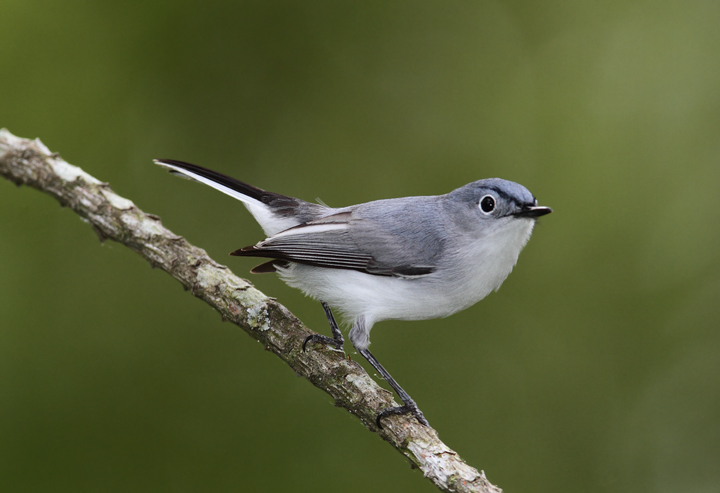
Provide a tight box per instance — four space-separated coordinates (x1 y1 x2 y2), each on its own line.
479 195 495 214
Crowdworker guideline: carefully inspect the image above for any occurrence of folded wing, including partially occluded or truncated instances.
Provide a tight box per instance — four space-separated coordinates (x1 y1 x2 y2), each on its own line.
231 211 436 278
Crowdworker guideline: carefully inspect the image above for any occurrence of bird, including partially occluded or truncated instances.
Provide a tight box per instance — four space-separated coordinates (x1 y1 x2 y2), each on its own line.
154 159 552 427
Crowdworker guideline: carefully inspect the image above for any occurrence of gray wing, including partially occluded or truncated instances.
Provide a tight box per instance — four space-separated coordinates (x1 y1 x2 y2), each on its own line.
231 199 448 278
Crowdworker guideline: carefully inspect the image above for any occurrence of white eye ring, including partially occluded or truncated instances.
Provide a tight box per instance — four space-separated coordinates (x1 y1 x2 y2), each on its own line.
479 195 495 214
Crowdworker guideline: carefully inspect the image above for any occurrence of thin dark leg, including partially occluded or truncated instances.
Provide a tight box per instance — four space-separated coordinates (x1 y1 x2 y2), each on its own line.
357 347 429 428
322 302 343 342
302 302 344 352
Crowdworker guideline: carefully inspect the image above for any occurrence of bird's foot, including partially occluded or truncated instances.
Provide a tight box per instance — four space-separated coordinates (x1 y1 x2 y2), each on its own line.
302 334 343 352
377 403 429 428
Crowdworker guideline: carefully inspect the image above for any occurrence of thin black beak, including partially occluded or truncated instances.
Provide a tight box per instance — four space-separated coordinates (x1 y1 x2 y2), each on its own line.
514 205 552 218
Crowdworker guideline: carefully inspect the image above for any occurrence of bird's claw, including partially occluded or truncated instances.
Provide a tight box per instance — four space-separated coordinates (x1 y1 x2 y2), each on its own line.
302 334 343 352
376 404 429 428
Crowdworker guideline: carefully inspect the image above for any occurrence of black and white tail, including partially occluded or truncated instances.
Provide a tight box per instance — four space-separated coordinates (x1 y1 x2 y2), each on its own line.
154 159 329 236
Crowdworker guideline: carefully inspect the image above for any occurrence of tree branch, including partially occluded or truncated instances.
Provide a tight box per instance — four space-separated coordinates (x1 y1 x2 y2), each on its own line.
0 128 501 493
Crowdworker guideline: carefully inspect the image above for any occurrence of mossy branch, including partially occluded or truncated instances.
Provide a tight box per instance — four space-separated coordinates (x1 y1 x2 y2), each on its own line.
0 128 501 493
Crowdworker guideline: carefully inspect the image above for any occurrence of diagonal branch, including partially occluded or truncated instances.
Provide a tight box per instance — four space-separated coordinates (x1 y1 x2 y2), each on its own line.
0 128 501 493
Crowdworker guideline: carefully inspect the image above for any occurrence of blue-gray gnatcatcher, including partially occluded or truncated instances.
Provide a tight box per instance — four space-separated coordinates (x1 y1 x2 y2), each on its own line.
155 159 551 427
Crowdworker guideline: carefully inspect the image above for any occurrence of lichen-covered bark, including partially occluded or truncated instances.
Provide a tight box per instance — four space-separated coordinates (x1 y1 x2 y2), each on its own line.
0 128 501 493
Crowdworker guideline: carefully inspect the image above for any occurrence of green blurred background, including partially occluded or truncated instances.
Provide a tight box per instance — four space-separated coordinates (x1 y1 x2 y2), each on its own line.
1 1 719 492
